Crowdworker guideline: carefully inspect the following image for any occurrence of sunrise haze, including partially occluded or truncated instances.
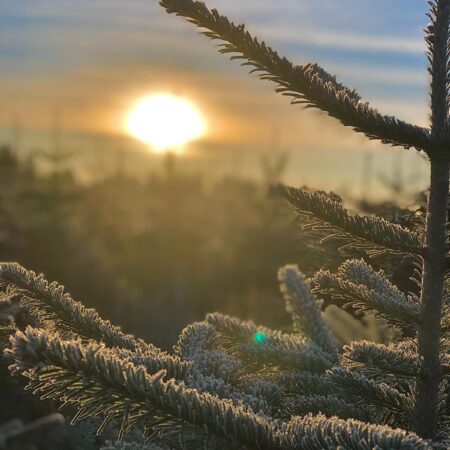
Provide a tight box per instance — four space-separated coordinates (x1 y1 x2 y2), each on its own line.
0 0 431 199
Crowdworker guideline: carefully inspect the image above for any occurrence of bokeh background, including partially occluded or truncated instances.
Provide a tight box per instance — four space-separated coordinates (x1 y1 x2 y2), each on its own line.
0 0 430 346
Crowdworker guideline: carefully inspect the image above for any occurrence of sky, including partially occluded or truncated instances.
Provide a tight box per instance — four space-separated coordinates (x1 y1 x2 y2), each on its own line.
0 0 433 199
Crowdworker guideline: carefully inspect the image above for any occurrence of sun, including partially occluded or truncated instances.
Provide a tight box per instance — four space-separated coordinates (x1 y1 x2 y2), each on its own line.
125 93 206 152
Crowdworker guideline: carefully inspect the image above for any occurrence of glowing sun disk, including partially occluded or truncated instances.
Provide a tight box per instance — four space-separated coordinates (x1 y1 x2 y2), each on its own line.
125 94 206 152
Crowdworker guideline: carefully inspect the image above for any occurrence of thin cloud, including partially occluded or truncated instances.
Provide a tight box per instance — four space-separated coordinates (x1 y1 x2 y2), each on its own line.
336 66 426 87
260 27 425 55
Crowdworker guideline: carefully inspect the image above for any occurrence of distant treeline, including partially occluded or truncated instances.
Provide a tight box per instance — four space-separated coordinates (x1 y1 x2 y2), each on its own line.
0 144 417 347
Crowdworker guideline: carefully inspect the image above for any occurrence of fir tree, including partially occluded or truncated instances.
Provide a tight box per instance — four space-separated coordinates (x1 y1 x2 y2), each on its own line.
1 1 449 449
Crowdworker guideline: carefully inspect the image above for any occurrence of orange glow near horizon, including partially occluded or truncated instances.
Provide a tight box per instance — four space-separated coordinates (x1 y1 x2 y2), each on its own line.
125 93 206 153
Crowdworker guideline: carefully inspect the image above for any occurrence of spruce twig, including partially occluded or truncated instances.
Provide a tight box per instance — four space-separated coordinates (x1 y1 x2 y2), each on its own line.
282 394 370 422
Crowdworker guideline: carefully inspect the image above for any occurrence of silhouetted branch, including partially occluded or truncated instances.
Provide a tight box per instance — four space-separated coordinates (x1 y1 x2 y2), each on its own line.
160 0 432 152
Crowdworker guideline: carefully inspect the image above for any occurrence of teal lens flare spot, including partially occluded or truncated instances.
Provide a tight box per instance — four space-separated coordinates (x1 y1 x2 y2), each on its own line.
254 331 267 344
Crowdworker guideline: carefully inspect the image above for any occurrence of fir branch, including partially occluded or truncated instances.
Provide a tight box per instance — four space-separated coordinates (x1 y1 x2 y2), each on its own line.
172 321 274 412
273 372 342 397
206 312 333 372
286 413 430 450
174 321 241 382
159 0 432 152
329 367 414 415
283 395 370 422
0 263 192 381
186 347 241 382
238 341 331 374
0 263 148 351
12 328 427 449
313 268 421 327
240 376 283 410
8 327 277 449
278 265 339 362
340 258 412 298
280 186 424 256
175 325 275 414
7 322 432 450
343 340 420 377
114 347 193 383
189 373 273 415
175 321 221 355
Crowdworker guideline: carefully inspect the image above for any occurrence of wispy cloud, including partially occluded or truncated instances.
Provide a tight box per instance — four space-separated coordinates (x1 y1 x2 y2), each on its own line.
260 27 425 55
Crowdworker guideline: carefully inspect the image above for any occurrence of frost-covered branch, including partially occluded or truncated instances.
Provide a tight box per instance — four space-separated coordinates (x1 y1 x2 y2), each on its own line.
283 395 370 422
313 263 421 327
8 327 430 449
286 414 428 450
206 312 333 372
0 263 148 351
329 368 414 415
8 327 274 449
280 186 424 256
343 340 419 377
0 263 192 381
278 265 338 362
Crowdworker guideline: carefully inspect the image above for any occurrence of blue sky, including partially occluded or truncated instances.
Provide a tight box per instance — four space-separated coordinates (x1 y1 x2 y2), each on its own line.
0 0 432 198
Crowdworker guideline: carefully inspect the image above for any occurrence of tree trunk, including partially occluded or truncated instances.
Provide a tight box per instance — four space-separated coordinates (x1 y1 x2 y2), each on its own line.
412 158 449 439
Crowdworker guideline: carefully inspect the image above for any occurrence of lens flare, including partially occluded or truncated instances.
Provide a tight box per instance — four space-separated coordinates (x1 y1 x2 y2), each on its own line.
254 331 268 344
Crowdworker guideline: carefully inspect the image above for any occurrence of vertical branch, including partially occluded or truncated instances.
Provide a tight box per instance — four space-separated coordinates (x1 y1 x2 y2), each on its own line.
428 0 450 141
412 0 450 439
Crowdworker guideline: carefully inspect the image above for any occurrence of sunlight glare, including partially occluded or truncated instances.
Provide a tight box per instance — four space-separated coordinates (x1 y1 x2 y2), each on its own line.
125 93 206 152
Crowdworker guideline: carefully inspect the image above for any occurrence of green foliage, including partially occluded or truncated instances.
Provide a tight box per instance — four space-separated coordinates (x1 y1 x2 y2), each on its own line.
329 367 413 416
